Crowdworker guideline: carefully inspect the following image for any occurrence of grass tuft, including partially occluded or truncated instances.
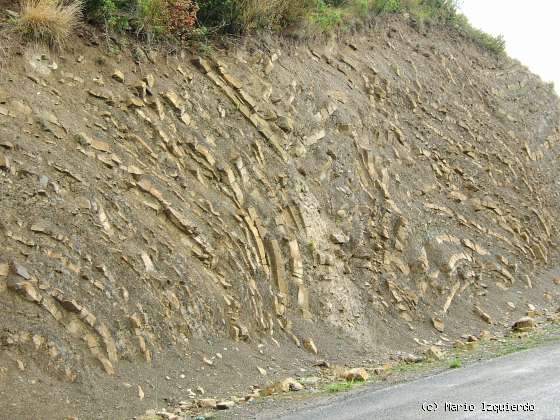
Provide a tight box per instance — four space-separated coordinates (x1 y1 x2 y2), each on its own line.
448 358 461 369
327 380 359 393
17 0 83 48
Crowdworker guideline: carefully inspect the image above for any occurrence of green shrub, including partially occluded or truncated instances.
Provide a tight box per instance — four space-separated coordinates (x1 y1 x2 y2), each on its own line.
85 0 197 39
450 12 506 54
449 358 462 369
80 0 505 56
375 0 401 13
312 0 343 31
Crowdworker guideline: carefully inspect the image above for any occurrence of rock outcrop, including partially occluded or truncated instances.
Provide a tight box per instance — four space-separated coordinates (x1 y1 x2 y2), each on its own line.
0 16 559 419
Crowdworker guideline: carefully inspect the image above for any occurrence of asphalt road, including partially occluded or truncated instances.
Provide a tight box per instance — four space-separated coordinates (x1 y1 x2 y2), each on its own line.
263 344 560 420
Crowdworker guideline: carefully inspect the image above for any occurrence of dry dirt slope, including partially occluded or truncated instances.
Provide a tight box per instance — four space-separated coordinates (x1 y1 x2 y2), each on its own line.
0 16 559 419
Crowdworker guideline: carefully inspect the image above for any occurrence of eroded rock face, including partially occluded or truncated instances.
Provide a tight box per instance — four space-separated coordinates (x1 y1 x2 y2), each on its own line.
0 17 559 418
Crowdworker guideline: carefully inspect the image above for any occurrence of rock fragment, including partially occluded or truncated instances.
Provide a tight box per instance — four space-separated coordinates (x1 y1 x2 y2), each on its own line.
342 368 369 382
216 400 235 410
197 398 217 408
112 70 125 83
432 317 445 332
474 306 493 324
303 338 318 355
267 377 304 394
276 115 294 133
0 153 10 170
425 346 445 361
512 317 536 332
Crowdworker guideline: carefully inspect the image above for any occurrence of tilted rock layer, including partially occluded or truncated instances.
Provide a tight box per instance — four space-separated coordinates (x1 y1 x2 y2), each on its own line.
0 17 559 418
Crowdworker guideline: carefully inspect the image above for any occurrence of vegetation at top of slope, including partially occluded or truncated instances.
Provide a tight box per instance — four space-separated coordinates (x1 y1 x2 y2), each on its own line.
1 0 506 55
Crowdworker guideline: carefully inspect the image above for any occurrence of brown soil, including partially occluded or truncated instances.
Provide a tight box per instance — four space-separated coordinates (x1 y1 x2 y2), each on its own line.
0 14 559 420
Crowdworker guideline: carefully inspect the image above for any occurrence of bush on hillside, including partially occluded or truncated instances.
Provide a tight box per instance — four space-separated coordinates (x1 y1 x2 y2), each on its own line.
10 0 505 56
17 0 83 47
450 12 506 54
84 0 197 39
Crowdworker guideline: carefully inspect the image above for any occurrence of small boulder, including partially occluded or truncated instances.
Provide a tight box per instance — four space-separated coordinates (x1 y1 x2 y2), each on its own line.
512 317 536 332
343 368 369 382
404 354 423 363
280 377 303 392
269 377 304 394
425 346 445 361
112 70 125 83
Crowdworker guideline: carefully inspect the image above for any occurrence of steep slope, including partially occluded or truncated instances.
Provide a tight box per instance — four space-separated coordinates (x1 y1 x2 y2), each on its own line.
1 16 559 419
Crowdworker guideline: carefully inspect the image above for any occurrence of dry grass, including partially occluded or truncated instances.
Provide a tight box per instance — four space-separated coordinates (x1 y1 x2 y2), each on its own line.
17 0 82 48
235 0 318 32
235 0 285 32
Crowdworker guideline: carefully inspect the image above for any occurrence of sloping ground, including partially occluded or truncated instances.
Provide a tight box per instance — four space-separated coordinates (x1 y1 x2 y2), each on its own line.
0 16 559 419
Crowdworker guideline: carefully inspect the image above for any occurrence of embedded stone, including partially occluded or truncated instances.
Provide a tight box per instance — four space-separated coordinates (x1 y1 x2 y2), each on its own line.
7 278 41 302
127 96 145 108
59 298 82 313
144 74 155 88
221 73 242 90
303 129 326 146
331 232 349 244
98 355 115 375
11 263 31 280
216 400 235 410
425 346 445 361
198 399 217 408
512 316 536 332
276 115 294 133
474 306 492 324
303 338 318 355
88 89 113 101
192 57 213 73
432 317 445 332
343 368 369 382
162 90 184 113
274 377 304 393
133 80 147 98
112 70 125 83
0 153 10 170
90 139 112 153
